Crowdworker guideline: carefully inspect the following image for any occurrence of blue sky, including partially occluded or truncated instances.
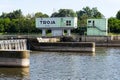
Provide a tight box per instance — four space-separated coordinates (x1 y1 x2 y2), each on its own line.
0 0 120 18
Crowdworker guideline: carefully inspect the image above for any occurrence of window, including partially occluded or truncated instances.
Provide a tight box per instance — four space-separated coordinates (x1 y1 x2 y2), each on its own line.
66 20 71 26
93 21 95 27
88 20 91 23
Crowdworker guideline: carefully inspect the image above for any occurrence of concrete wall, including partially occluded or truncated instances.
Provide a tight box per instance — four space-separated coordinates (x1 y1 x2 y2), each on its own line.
79 36 120 42
0 50 30 67
30 41 95 53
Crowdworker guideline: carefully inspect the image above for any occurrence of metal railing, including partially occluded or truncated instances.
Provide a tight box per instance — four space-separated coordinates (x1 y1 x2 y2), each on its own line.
0 39 27 50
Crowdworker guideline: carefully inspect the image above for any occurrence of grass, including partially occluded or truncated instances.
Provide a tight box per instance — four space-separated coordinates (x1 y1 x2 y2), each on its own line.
0 33 120 37
108 33 120 36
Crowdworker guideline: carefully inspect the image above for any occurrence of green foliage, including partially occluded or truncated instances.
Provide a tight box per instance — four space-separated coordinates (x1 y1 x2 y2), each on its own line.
75 6 104 34
0 24 4 32
108 10 120 34
0 19 4 32
9 19 19 33
0 10 49 34
76 6 104 27
108 17 120 33
72 27 87 35
51 9 77 17
35 12 49 18
0 7 119 34
116 10 120 20
0 9 23 19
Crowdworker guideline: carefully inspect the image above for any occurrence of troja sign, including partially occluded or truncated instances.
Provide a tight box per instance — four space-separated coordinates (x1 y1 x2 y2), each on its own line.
40 21 56 24
36 17 77 28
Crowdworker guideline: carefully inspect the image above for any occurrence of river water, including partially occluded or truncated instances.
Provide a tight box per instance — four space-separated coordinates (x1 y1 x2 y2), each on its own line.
0 47 120 80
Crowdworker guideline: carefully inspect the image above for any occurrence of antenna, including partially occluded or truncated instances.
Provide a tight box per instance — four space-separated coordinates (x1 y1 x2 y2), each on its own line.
53 8 56 13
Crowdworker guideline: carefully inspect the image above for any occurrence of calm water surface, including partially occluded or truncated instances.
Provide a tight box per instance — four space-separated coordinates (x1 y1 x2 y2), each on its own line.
0 47 120 80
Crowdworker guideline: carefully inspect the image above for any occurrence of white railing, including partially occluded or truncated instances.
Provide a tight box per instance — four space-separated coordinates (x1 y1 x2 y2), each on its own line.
0 39 27 50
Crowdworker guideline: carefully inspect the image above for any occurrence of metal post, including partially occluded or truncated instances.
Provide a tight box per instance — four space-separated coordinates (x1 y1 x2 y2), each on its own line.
67 29 71 36
42 29 46 36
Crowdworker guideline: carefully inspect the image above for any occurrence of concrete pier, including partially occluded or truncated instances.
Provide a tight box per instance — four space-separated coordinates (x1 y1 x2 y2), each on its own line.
30 40 95 53
0 39 29 67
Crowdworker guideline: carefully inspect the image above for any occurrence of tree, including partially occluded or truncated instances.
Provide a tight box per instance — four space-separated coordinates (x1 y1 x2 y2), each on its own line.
0 8 109 34
116 10 120 20
76 7 104 27
51 9 77 17
82 6 92 17
91 7 104 18
77 7 103 20
75 7 104 34
35 12 49 18
3 18 11 32
0 24 4 32
9 19 19 33
108 17 120 33
0 9 23 19
0 19 5 33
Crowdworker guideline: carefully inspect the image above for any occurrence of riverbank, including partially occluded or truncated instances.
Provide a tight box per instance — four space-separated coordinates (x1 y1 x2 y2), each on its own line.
0 35 120 47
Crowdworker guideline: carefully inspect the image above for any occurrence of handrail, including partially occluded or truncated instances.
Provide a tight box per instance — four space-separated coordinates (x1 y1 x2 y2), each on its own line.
87 26 107 32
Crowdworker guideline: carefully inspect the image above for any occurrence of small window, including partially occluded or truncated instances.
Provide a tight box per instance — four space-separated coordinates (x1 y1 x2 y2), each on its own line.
66 20 71 26
88 20 91 23
93 21 95 27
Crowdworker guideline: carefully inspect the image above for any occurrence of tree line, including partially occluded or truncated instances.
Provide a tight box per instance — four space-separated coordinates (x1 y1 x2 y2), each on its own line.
0 6 120 34
108 11 120 34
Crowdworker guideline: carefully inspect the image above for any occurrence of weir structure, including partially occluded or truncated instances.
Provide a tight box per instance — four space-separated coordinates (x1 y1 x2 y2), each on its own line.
0 39 27 50
29 38 95 53
0 39 30 67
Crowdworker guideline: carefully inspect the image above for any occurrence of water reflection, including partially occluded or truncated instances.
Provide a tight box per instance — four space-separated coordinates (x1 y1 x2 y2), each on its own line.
30 48 120 80
30 51 95 80
0 68 29 80
0 48 119 80
58 52 95 56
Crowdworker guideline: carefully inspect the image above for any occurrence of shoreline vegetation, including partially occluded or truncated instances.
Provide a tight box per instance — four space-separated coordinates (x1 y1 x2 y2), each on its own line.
0 33 120 37
0 6 120 35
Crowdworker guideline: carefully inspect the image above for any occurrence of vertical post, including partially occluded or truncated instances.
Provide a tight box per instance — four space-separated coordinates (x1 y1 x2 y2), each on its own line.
23 40 27 50
8 40 11 50
67 29 71 36
20 40 22 50
18 40 20 50
0 41 1 49
19 40 22 50
42 29 46 36
6 40 8 50
21 40 24 50
1 41 3 49
4 41 7 50
62 29 64 36
2 41 4 50
15 40 18 50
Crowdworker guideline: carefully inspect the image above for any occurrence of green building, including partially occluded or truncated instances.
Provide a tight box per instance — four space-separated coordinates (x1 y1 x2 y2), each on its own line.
36 17 77 36
87 19 108 36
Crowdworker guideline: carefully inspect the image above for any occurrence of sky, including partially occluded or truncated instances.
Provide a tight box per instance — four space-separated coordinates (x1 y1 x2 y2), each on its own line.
0 0 120 18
